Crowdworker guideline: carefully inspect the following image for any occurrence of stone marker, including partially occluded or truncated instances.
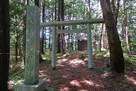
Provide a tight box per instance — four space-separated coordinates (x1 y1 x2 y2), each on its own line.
15 5 46 91
24 5 39 85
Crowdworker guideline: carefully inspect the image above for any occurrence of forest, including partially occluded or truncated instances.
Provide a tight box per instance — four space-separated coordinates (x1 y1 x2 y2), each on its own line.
0 0 136 91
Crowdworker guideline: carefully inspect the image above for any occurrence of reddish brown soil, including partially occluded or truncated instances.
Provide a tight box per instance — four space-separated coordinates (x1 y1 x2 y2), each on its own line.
39 52 136 91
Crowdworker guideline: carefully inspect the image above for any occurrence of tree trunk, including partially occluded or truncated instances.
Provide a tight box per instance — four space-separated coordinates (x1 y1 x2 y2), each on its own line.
40 9 44 54
94 25 99 50
22 0 28 65
15 33 18 62
35 0 43 62
61 0 65 54
41 30 44 54
0 0 10 91
111 0 120 24
57 0 61 53
100 24 105 51
57 0 65 54
123 0 130 53
43 0 46 50
49 29 51 50
40 0 45 54
100 0 124 73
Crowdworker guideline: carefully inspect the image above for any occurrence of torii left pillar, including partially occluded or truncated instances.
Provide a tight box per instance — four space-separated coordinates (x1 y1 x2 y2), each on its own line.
15 5 46 91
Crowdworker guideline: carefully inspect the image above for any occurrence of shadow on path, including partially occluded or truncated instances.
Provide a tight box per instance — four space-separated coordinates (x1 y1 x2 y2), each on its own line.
39 52 136 91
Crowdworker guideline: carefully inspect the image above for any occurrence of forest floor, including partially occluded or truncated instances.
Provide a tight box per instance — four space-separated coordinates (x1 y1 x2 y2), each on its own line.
39 51 136 91
9 51 136 91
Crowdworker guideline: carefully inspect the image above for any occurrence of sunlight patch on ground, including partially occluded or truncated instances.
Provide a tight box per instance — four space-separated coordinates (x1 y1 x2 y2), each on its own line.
81 80 104 88
70 80 81 87
67 59 86 68
39 70 45 73
133 70 136 74
101 72 109 78
39 71 45 77
59 85 70 91
57 58 86 68
69 59 85 65
57 64 65 67
69 79 104 89
62 75 70 79
127 77 136 85
81 80 94 86
57 58 67 63
101 72 111 78
39 71 51 82
62 58 68 62
79 89 88 91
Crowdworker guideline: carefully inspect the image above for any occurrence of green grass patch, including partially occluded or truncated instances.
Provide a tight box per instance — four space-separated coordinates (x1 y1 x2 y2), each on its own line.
42 50 71 62
124 54 136 63
9 66 24 84
82 51 88 57
93 50 109 57
42 52 52 62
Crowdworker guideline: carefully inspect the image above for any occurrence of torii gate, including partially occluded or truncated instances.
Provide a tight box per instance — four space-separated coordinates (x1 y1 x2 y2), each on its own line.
15 5 104 91
41 19 104 69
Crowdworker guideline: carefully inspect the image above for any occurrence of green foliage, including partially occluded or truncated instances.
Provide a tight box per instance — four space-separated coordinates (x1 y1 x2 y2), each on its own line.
42 50 52 62
82 51 88 57
131 38 136 52
121 41 128 52
9 66 24 84
42 49 71 62
93 50 109 57
118 0 136 53
124 54 136 63
81 50 109 58
9 0 26 62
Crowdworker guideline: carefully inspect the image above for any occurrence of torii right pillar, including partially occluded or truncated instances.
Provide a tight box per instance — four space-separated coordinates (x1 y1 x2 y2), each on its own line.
87 24 93 69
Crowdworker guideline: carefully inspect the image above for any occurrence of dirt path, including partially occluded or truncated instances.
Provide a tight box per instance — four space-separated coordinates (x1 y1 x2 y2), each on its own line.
39 52 136 91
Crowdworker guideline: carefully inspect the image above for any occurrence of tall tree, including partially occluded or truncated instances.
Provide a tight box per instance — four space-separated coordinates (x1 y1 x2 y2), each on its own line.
34 0 44 62
57 0 65 53
0 0 10 91
100 0 125 73
41 0 45 54
22 0 28 65
123 0 130 53
100 24 105 51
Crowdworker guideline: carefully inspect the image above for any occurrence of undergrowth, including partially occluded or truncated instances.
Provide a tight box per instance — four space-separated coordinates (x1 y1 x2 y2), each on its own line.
9 64 24 84
9 51 136 86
